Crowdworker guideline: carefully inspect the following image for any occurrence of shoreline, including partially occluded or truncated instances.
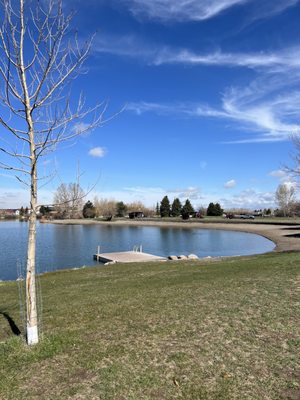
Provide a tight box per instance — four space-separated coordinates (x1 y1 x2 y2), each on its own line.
47 218 300 253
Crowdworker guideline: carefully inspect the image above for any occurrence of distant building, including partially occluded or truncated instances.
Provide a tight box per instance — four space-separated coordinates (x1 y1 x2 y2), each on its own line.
0 209 20 217
128 211 144 219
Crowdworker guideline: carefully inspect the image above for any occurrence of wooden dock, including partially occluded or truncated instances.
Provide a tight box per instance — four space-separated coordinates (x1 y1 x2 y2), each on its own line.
94 251 166 264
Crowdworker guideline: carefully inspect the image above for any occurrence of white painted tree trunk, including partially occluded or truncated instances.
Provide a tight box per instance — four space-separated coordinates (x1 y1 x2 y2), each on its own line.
26 158 39 345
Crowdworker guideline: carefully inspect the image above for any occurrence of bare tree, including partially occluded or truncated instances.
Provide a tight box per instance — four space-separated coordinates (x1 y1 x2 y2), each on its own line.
283 133 300 185
53 182 85 218
0 0 106 344
275 183 295 217
127 201 154 216
287 135 300 177
94 197 117 218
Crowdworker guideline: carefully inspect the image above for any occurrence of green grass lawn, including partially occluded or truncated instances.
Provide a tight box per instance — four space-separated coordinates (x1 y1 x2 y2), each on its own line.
1 252 299 399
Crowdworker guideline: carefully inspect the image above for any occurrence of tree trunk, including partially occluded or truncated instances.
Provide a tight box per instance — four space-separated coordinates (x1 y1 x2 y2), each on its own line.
26 162 38 345
17 0 39 345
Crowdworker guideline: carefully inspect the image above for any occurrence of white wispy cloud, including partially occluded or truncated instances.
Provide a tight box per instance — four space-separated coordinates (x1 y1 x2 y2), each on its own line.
88 147 107 157
269 169 296 188
126 101 181 115
127 64 300 143
220 188 275 209
127 90 300 142
94 34 154 59
215 85 300 143
153 46 300 69
269 169 287 178
224 179 237 188
124 0 246 22
121 186 203 202
246 0 299 25
167 186 203 200
94 26 300 144
0 187 54 208
91 185 277 210
123 186 163 195
94 32 300 71
120 0 298 22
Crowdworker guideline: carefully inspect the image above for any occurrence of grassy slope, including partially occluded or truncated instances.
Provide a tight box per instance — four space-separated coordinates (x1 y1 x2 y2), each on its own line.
0 252 299 400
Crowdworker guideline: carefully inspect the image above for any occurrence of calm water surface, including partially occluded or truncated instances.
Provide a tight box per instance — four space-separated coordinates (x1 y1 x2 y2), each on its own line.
0 220 275 281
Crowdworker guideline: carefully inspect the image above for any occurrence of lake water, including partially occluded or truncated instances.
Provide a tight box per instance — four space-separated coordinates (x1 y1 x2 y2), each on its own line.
0 220 275 281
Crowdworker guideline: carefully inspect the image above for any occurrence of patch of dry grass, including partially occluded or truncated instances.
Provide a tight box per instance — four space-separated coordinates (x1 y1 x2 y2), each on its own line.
0 252 299 399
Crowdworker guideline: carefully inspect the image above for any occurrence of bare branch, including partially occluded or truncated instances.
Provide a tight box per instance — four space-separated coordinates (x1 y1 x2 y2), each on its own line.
0 160 30 175
0 116 30 142
0 146 30 159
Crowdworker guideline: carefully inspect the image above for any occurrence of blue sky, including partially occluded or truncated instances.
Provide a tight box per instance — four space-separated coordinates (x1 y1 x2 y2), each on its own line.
1 0 300 210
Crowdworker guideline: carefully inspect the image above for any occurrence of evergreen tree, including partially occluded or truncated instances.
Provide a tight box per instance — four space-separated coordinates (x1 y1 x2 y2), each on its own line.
39 205 50 216
83 201 96 218
207 202 223 216
116 201 127 217
182 199 195 219
160 196 170 217
207 202 216 216
39 205 46 216
171 198 182 217
214 203 223 216
156 202 160 216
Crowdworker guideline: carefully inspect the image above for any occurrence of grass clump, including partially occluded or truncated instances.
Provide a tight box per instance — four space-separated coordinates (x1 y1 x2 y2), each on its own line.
0 252 300 399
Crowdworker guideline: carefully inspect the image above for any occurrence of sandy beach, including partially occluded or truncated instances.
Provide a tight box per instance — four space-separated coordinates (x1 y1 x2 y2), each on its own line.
48 219 300 253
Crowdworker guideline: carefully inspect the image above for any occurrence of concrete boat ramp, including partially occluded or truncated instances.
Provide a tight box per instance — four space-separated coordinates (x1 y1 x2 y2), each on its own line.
94 251 166 264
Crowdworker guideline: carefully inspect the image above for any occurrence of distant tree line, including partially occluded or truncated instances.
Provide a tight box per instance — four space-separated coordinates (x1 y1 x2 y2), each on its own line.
37 186 226 220
36 184 157 219
80 198 157 219
35 182 300 221
158 197 225 219
158 196 200 219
